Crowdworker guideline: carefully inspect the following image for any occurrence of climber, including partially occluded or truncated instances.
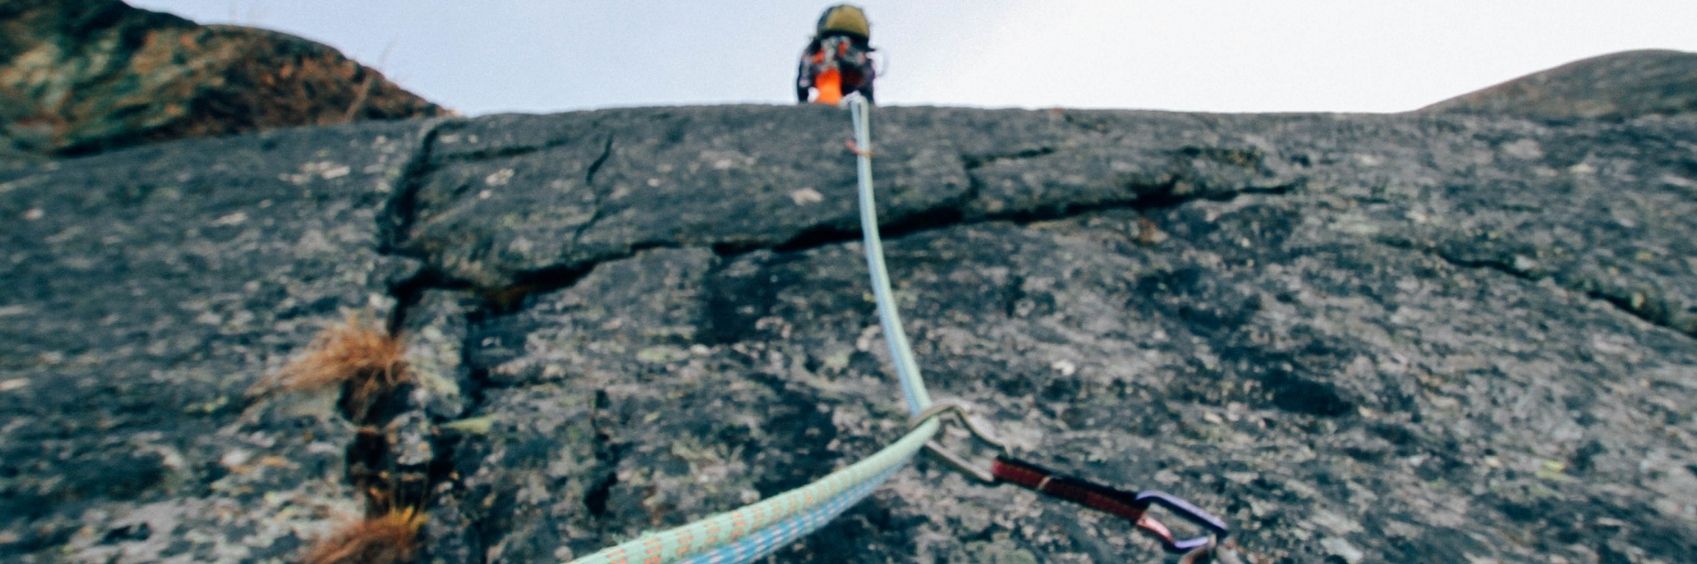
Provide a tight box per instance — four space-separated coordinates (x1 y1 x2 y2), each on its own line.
796 4 877 106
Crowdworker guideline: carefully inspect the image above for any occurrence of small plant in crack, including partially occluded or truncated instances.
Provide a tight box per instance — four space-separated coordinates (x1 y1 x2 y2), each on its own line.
305 426 435 564
247 314 411 421
301 504 427 564
245 315 446 562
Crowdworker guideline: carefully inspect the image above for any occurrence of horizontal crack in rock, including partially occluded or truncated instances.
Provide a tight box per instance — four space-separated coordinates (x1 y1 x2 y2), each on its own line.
962 146 1058 169
447 178 1301 309
432 133 583 165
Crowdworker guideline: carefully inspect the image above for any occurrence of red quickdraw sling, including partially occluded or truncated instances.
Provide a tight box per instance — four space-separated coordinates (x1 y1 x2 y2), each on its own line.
912 401 1235 557
990 456 1229 553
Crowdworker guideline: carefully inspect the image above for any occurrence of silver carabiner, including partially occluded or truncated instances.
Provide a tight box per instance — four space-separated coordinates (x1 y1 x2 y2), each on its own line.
908 399 1007 483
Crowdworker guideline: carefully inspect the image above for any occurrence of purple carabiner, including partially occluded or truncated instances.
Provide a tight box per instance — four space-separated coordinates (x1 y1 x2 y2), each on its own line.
1134 490 1231 552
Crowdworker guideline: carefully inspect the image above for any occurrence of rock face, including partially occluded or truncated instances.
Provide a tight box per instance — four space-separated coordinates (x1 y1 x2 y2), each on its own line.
1424 49 1697 121
4 55 1697 562
0 0 446 160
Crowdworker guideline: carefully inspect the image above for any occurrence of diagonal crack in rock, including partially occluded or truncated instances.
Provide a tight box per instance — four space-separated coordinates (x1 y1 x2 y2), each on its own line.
1380 237 1697 343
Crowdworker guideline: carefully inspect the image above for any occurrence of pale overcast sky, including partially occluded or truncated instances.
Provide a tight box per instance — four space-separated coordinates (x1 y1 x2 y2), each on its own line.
128 1 1697 115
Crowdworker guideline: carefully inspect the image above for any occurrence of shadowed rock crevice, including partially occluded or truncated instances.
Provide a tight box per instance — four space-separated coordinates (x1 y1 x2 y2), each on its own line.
568 135 618 253
582 389 623 521
1577 288 1692 339
378 120 451 256
758 156 1296 264
383 266 472 334
584 135 616 186
429 134 586 166
961 146 1059 169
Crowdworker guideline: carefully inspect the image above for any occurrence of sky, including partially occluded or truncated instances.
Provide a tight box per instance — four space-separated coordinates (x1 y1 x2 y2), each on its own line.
128 1 1697 116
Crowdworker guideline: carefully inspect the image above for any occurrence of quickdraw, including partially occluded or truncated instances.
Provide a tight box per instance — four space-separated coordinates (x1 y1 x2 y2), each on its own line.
910 401 1234 557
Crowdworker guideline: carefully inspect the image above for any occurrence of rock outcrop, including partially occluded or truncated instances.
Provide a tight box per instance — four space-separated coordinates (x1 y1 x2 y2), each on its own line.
3 52 1695 562
0 0 446 160
1424 49 1697 121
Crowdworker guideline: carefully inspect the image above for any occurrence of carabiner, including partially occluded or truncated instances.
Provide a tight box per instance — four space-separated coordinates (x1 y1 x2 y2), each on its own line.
910 400 1233 554
1133 490 1231 552
908 400 1006 482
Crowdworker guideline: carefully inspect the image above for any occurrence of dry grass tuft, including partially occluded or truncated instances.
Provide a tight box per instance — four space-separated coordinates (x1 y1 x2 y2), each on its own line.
302 507 427 564
248 314 408 419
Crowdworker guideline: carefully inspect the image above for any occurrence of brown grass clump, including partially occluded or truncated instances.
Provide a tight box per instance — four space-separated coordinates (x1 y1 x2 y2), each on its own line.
302 507 426 564
248 314 408 420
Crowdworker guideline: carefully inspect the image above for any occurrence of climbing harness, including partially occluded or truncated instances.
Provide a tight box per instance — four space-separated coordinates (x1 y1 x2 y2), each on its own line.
569 96 1239 562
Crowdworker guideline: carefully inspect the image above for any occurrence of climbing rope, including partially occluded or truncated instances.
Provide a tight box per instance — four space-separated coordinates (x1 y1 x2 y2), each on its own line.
568 422 933 564
849 95 932 415
680 466 898 564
